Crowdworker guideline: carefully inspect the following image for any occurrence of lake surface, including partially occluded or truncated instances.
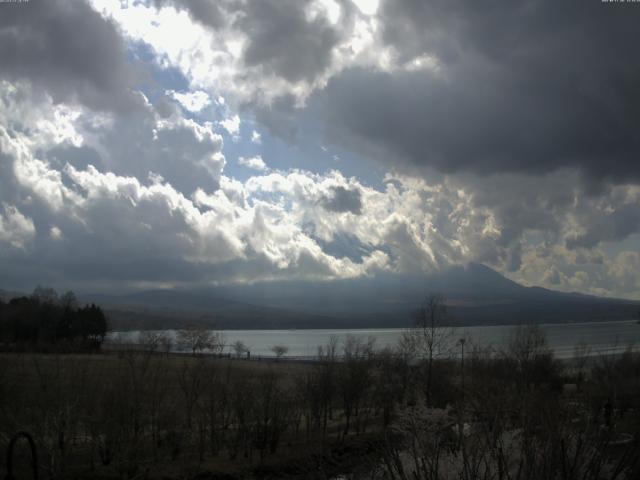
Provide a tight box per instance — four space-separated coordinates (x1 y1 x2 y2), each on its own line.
109 319 640 359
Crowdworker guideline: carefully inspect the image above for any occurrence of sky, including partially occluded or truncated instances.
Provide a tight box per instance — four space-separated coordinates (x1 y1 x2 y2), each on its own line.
0 0 639 299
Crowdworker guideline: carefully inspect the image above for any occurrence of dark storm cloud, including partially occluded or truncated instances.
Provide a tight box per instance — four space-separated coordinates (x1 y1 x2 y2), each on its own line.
235 0 341 83
315 0 640 182
0 245 219 292
88 105 225 194
566 202 640 250
0 0 140 111
315 232 378 263
153 0 351 83
320 186 363 214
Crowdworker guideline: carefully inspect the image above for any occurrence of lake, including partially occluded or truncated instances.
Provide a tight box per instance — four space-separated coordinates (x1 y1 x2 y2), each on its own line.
109 319 640 359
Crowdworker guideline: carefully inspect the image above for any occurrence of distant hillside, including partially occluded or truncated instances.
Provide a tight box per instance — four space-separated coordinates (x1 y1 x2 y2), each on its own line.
79 264 640 330
82 290 345 331
0 289 25 302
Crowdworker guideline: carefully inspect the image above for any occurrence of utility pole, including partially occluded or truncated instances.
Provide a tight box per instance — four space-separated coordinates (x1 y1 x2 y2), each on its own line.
457 337 467 451
460 337 466 402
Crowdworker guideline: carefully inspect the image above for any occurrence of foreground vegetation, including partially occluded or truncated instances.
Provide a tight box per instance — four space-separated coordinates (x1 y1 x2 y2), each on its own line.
1 323 640 479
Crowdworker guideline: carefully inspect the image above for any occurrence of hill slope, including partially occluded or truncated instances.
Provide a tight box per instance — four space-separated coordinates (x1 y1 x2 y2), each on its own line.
80 264 640 330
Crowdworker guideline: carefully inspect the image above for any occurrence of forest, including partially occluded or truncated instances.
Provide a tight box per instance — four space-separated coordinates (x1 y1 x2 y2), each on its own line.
0 287 108 351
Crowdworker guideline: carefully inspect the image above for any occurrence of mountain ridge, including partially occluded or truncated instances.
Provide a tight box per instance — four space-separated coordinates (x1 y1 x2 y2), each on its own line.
3 263 638 330
81 263 640 330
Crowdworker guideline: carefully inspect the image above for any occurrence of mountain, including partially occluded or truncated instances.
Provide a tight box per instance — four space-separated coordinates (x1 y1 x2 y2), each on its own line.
83 290 340 331
79 264 640 330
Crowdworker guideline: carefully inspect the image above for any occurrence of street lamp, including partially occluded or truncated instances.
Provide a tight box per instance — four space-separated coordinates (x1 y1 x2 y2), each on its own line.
459 338 466 401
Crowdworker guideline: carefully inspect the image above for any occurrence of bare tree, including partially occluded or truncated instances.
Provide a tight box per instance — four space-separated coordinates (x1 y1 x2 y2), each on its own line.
209 331 226 356
403 293 453 406
59 290 78 310
177 326 216 356
138 331 162 353
31 285 59 305
316 335 339 434
232 340 248 358
270 344 289 360
159 332 173 355
507 323 549 362
505 323 557 393
339 335 376 435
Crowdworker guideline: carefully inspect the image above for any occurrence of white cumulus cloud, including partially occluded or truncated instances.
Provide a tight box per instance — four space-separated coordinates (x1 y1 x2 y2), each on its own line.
238 155 267 172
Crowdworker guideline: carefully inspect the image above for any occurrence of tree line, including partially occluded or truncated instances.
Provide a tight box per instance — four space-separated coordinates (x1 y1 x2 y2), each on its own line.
0 286 108 350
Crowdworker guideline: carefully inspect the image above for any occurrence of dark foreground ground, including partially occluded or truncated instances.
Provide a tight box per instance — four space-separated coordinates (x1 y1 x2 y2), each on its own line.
2 330 640 479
